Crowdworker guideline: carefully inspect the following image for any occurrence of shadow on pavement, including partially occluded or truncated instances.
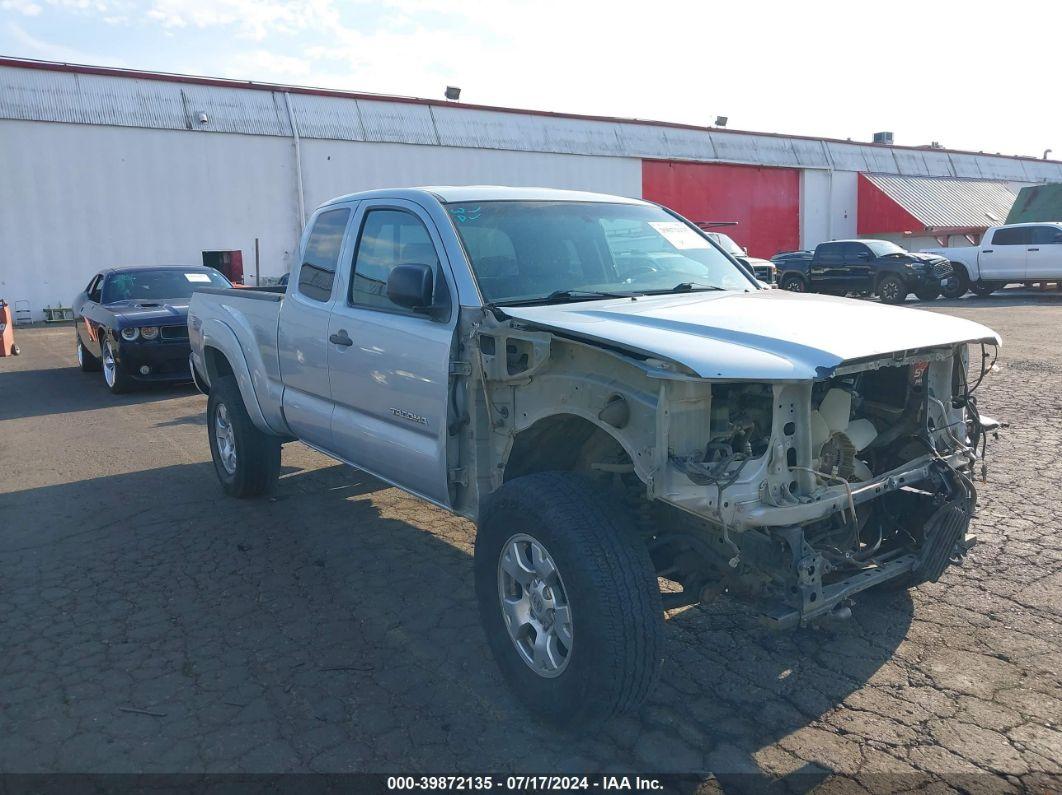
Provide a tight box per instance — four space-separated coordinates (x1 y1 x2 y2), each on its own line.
0 364 198 422
0 457 914 782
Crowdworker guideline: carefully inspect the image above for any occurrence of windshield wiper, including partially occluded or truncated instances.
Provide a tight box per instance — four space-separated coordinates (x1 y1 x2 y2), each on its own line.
490 289 640 307
645 282 728 294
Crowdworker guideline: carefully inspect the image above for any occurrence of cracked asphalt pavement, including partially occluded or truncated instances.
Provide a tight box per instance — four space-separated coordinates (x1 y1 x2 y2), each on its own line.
1 292 1060 790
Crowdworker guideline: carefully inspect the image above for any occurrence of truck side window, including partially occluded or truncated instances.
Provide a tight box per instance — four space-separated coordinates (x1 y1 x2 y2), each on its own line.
350 209 445 315
1030 226 1062 245
991 227 1029 246
298 208 351 302
817 243 843 264
842 243 870 261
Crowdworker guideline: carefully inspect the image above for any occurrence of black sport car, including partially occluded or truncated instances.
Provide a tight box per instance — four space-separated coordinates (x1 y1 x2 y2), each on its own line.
73 265 231 394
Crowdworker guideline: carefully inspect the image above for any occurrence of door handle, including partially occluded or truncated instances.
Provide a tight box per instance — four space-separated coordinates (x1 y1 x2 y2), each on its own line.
1028 248 1040 252
982 249 993 253
329 330 353 347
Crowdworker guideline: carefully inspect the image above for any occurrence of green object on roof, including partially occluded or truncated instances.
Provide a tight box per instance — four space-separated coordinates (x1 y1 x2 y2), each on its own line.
1006 184 1062 224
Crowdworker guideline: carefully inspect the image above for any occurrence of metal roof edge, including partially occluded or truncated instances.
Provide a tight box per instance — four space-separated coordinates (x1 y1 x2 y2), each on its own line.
2 55 1060 168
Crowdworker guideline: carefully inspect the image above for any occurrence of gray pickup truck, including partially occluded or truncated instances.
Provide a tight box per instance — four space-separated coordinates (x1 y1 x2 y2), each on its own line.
188 187 1000 725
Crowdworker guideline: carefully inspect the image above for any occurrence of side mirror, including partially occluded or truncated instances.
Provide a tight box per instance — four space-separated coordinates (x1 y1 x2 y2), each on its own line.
387 263 445 318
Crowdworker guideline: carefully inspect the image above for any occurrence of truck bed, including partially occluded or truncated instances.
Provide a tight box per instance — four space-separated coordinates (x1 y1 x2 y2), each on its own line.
188 285 288 434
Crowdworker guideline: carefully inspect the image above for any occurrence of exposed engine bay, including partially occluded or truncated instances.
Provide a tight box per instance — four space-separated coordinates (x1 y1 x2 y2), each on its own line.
648 344 999 627
451 307 1000 630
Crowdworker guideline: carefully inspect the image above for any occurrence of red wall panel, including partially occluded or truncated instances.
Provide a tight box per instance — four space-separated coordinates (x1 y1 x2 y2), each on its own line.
857 173 926 235
642 160 800 259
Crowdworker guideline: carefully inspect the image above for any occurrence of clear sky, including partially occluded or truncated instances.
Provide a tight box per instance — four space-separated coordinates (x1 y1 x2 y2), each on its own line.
2 0 1059 160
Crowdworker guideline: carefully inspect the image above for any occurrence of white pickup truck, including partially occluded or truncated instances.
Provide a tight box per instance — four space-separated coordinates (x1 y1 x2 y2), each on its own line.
922 221 1062 297
188 187 1000 725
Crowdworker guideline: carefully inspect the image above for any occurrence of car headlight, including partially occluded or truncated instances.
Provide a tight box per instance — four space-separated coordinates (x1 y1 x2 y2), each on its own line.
140 326 159 340
121 327 139 341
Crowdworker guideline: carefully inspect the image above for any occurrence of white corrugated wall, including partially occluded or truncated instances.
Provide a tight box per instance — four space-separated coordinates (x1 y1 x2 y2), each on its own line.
0 120 642 318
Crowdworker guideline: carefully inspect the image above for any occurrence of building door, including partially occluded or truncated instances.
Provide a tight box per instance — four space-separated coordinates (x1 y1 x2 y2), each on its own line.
202 250 244 284
641 161 800 259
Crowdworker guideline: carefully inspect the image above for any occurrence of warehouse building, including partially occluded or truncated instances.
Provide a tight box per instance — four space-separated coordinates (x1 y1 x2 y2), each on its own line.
3 56 1062 320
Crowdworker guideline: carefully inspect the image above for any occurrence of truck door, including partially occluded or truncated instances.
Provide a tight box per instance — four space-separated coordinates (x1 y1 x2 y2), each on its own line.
843 242 875 291
278 205 355 448
811 242 844 289
980 227 1028 281
1026 225 1062 280
326 199 456 507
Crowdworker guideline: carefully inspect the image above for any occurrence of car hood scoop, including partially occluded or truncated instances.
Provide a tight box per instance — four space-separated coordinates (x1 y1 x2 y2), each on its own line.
106 300 190 322
502 290 1000 381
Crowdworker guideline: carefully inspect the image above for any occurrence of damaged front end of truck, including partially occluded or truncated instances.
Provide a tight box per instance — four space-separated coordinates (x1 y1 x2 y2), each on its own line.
449 301 1000 629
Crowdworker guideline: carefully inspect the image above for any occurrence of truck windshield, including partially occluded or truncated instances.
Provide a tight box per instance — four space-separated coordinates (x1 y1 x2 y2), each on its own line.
102 269 231 303
446 201 754 305
864 240 907 256
705 232 746 257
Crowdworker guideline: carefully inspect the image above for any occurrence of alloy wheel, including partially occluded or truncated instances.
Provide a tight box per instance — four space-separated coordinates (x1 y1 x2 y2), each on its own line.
497 533 574 678
102 342 117 387
214 402 238 475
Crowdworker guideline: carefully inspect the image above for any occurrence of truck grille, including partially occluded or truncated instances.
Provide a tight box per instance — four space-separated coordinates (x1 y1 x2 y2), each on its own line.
160 325 189 341
753 265 776 284
932 261 953 279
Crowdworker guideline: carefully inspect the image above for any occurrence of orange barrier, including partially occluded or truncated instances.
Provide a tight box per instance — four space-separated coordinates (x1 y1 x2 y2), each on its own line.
0 299 20 356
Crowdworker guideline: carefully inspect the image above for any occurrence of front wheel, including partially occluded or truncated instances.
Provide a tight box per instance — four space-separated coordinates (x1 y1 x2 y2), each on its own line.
780 273 808 293
877 274 908 305
101 338 132 393
915 285 941 302
940 266 969 299
970 280 1001 298
475 472 664 726
207 375 281 498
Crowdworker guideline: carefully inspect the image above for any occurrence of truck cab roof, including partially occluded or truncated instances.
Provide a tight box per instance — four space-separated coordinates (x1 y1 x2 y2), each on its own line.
320 185 648 207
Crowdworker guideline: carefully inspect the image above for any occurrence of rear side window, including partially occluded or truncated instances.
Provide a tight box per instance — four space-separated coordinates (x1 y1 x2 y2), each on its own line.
991 227 1030 246
350 209 445 315
1030 226 1062 244
298 208 351 302
817 243 844 263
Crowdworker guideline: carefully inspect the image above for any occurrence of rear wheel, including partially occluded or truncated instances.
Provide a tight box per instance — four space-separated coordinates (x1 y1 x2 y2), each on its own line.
207 375 281 498
475 472 664 726
780 273 808 293
77 333 101 372
877 274 908 305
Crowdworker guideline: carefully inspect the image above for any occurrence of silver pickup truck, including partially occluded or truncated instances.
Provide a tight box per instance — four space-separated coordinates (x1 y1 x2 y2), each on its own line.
188 187 1000 725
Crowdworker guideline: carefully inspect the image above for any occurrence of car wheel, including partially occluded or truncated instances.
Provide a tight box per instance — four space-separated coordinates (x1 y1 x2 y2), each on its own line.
77 334 101 372
207 375 281 498
780 274 808 293
940 266 969 299
915 286 941 302
877 275 907 305
970 280 1000 298
101 338 132 393
475 472 664 725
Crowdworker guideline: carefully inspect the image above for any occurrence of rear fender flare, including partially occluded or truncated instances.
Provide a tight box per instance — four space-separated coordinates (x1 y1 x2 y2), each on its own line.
200 318 285 436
